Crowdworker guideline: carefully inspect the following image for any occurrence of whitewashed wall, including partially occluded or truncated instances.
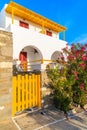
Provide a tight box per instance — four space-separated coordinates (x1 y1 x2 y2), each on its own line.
10 24 67 60
0 5 67 65
0 5 7 29
0 5 59 38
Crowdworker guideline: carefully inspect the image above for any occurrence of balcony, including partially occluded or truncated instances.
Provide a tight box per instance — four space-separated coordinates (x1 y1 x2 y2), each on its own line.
6 24 67 64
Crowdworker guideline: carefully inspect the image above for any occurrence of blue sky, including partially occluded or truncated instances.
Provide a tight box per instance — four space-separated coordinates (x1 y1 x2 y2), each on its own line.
0 0 87 45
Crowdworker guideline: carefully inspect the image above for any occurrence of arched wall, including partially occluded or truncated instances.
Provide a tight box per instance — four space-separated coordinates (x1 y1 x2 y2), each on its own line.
19 45 43 62
51 50 63 61
12 25 67 61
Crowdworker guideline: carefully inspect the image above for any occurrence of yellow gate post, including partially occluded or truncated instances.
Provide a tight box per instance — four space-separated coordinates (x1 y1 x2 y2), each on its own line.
37 74 41 107
25 74 29 108
29 75 31 108
18 75 21 112
22 75 25 110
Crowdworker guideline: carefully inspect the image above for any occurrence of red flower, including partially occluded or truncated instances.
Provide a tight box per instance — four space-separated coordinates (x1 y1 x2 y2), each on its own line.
72 71 78 76
82 55 86 61
71 45 75 49
80 83 84 91
79 63 85 67
67 55 75 60
81 46 86 51
75 76 79 80
79 63 85 69
75 50 80 57
71 45 75 52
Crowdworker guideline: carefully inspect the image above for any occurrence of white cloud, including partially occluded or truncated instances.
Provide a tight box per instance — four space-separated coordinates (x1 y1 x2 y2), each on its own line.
71 34 87 44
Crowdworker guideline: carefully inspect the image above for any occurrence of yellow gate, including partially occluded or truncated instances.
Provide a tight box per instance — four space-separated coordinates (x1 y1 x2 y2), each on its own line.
12 73 41 116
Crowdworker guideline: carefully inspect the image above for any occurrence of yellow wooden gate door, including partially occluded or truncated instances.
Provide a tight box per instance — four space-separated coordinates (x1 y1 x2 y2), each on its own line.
12 73 41 116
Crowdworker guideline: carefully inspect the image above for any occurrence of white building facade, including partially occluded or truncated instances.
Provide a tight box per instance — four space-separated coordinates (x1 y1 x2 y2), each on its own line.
0 1 67 71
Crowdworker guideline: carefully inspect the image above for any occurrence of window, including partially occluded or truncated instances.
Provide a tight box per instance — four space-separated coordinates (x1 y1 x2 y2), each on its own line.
46 30 52 36
19 21 29 29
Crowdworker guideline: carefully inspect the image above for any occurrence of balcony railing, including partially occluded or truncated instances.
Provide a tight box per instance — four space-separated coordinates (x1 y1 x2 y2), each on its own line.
13 59 60 74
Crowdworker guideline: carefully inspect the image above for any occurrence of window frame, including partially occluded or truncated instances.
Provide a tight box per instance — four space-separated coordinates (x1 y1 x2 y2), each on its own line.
46 30 52 36
19 21 29 29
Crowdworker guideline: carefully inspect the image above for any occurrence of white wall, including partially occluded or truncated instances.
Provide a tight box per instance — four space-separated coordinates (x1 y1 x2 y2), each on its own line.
6 13 12 29
0 5 60 39
23 46 43 62
11 24 67 60
0 4 62 40
3 9 58 38
0 5 7 28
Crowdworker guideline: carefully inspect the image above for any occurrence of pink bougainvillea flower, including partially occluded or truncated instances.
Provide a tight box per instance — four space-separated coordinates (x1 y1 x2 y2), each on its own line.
75 76 79 80
75 50 80 57
79 63 86 70
82 56 86 61
67 54 75 60
71 45 75 52
81 46 86 51
72 71 78 76
79 63 85 67
80 83 84 91
71 45 75 49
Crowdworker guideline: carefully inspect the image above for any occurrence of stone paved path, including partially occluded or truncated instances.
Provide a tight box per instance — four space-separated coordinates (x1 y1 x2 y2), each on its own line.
14 107 87 130
0 119 18 130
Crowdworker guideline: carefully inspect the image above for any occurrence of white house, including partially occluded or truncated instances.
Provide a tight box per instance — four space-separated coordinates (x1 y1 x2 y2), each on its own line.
0 1 68 118
0 1 67 71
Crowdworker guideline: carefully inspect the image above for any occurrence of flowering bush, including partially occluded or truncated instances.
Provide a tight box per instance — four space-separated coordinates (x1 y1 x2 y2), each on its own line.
47 66 72 113
63 43 87 107
47 43 87 112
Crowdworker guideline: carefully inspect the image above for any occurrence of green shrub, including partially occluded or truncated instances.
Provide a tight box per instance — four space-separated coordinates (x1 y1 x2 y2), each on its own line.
54 93 71 113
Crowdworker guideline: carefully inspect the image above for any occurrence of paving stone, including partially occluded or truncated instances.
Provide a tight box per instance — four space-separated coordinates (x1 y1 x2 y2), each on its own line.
14 107 87 130
0 119 17 130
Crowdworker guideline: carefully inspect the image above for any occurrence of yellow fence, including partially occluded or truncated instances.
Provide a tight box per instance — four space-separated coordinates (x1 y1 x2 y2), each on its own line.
12 73 41 116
